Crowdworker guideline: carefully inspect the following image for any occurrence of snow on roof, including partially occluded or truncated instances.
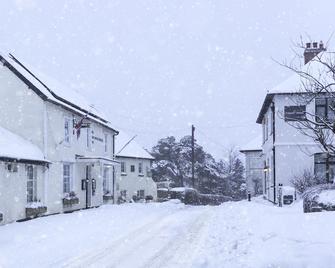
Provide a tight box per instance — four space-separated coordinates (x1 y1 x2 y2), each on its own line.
0 126 46 162
0 53 116 131
115 131 154 160
240 135 262 152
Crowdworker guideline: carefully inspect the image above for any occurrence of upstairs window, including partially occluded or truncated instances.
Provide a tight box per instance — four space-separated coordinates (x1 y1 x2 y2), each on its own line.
316 98 335 123
121 162 126 173
64 117 71 145
284 106 306 121
104 133 108 153
130 165 135 172
139 162 143 175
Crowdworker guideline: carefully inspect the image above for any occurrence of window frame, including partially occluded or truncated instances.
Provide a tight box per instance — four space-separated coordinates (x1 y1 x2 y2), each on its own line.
130 165 135 173
103 166 110 193
64 117 72 146
27 165 37 203
63 163 73 194
138 162 143 176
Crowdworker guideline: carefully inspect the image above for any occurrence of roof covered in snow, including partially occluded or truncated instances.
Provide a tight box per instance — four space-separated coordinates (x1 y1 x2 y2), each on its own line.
0 126 47 163
240 135 262 153
115 132 154 160
256 51 332 124
0 53 117 132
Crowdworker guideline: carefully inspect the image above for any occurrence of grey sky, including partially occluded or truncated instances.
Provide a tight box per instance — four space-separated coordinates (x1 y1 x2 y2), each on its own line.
1 0 335 158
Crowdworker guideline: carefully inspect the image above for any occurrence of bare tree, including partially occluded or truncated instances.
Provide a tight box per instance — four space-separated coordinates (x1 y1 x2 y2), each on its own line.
279 44 335 156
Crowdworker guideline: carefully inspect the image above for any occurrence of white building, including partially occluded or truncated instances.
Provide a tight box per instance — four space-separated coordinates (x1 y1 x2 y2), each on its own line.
256 42 329 203
115 132 157 202
0 53 119 224
240 136 263 197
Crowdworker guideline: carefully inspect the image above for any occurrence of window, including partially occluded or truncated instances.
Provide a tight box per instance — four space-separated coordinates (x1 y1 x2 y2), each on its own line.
314 153 335 183
316 98 335 123
64 117 71 145
130 165 135 172
27 165 37 203
284 106 306 121
262 117 268 143
104 133 108 153
139 162 143 175
63 164 73 193
103 166 110 193
146 166 152 177
6 162 18 173
121 162 126 173
137 190 145 199
86 127 93 149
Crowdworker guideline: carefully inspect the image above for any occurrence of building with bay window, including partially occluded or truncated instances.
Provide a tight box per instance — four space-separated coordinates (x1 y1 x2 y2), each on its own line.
0 53 119 224
115 132 157 202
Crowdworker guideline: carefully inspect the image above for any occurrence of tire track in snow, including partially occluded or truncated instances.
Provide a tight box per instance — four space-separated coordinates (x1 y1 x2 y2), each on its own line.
56 206 193 268
140 208 213 268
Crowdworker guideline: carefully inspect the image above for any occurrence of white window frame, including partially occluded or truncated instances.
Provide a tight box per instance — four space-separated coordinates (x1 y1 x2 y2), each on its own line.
104 133 108 153
121 161 126 174
103 166 110 193
27 165 37 203
86 127 92 150
138 162 143 176
64 117 72 146
63 163 73 194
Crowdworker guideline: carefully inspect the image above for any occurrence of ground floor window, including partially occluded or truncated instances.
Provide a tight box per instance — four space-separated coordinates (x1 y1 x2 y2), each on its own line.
63 163 73 193
137 190 145 199
314 153 335 183
27 165 37 203
103 166 110 193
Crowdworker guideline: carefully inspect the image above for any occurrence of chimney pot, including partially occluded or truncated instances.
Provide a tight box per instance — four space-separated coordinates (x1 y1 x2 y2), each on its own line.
306 42 311 49
313 42 318 48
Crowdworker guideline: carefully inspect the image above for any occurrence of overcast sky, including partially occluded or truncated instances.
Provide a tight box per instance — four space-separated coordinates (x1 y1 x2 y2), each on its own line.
1 0 335 159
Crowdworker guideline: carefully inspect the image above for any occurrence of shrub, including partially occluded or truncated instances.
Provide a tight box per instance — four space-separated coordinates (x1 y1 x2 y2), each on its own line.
290 169 327 194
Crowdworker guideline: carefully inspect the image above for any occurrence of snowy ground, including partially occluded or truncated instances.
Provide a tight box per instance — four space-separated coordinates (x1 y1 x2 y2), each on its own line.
1 199 335 268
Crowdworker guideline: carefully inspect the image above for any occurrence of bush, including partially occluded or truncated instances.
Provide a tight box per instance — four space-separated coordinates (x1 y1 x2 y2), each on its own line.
291 169 327 194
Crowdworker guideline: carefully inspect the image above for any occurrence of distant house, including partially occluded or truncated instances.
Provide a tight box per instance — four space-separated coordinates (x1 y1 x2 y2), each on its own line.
115 132 157 202
0 53 119 224
256 42 328 203
240 136 263 197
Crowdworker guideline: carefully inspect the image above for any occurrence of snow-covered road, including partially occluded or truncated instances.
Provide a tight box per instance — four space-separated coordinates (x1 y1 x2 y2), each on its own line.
1 199 335 268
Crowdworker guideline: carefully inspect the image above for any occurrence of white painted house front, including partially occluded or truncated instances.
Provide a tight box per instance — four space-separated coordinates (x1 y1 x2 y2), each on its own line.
115 133 157 202
0 53 119 224
256 42 331 203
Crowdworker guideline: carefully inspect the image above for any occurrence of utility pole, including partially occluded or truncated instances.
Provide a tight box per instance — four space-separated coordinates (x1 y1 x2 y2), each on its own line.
191 124 195 189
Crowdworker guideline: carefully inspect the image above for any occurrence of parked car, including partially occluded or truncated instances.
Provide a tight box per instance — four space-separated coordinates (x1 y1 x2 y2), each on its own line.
302 184 335 213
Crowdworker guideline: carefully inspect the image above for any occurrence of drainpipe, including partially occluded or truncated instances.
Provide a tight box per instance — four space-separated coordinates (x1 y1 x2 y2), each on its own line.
271 102 276 203
43 103 48 206
112 133 116 204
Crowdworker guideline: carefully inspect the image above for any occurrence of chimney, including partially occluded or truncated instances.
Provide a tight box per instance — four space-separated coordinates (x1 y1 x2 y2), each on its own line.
304 40 326 64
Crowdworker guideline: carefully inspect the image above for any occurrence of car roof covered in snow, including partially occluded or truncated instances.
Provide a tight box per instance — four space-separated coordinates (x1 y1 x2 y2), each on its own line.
240 135 262 153
0 126 48 164
256 51 332 124
115 132 154 160
0 53 118 133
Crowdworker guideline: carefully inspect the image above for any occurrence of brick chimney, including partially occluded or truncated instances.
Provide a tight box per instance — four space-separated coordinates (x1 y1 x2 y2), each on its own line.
303 41 326 64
